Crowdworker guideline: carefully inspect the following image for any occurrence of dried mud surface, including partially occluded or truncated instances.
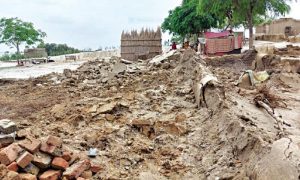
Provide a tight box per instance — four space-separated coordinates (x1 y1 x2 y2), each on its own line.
0 50 299 179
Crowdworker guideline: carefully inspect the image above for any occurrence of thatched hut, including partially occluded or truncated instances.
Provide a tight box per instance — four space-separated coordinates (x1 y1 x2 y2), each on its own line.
121 27 162 61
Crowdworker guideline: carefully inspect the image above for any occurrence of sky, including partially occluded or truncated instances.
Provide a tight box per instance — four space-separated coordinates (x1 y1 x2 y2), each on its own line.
0 0 300 53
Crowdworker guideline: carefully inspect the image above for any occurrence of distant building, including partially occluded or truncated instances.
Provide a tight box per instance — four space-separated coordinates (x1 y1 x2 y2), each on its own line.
121 27 162 61
256 18 300 36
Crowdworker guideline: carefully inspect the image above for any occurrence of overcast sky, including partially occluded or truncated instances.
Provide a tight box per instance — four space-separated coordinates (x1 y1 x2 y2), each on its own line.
0 0 299 53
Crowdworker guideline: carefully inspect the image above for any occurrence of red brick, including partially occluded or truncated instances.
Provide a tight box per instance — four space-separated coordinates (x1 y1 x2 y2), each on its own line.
46 136 62 147
7 162 19 172
39 170 61 180
17 151 34 168
40 142 62 157
52 157 69 170
19 173 37 180
0 143 23 165
19 138 41 154
63 159 90 179
90 162 102 173
62 151 72 162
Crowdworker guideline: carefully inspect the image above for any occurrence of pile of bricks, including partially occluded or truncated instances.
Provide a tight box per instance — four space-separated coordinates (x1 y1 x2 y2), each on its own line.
0 120 101 180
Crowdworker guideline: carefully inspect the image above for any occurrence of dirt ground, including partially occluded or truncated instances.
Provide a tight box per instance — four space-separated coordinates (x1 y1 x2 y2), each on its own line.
0 47 299 179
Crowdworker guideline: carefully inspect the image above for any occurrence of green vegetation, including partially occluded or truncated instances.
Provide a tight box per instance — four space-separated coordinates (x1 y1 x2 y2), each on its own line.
162 0 219 42
0 17 46 54
198 0 292 48
37 43 80 56
0 53 25 61
163 0 292 48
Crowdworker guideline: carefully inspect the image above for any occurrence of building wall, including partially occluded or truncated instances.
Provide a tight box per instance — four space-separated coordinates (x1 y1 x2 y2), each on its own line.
256 18 300 36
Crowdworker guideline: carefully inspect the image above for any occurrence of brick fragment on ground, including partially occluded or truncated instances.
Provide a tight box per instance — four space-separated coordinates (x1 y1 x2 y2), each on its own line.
19 173 37 180
7 162 19 172
63 159 90 179
62 151 72 162
80 170 92 179
52 157 69 170
40 142 62 157
19 138 41 153
90 162 102 173
39 170 61 180
46 136 62 147
0 143 23 165
17 151 34 168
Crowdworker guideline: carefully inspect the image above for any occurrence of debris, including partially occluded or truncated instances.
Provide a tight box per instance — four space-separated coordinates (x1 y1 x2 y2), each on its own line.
88 148 98 157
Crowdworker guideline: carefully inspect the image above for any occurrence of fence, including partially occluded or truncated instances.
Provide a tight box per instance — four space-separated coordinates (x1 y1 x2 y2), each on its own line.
121 27 162 61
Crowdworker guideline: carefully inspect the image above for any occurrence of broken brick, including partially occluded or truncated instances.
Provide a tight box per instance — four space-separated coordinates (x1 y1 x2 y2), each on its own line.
39 170 61 180
63 159 90 179
46 136 62 147
32 151 52 169
19 138 41 154
17 151 34 168
90 162 102 173
80 170 92 179
62 151 73 162
19 173 37 180
23 163 40 176
7 162 19 172
0 143 23 165
0 133 15 147
40 142 62 157
52 157 69 170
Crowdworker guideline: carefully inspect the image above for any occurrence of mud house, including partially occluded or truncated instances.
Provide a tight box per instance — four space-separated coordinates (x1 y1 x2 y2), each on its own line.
121 27 162 61
24 48 47 59
256 18 300 36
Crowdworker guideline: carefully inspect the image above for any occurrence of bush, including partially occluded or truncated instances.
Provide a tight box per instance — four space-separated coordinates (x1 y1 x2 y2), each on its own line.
0 53 25 61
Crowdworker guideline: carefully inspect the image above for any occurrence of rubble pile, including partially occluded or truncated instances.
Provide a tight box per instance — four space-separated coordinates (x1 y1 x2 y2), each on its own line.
0 45 299 179
0 120 101 180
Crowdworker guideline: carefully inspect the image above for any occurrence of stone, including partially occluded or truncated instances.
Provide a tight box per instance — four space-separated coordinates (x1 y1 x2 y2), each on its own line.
0 119 17 134
175 113 187 123
19 138 41 153
63 160 90 179
90 162 102 173
80 170 92 179
39 170 61 180
112 63 127 74
105 114 115 121
46 136 62 147
23 163 40 176
7 162 19 172
17 151 34 168
88 148 97 157
0 143 23 165
0 132 16 146
52 157 69 170
19 173 37 180
40 142 62 157
6 171 20 180
97 102 117 114
32 152 52 169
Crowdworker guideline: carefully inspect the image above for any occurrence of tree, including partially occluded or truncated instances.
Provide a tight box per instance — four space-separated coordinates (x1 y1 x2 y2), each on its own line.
0 17 46 54
162 0 219 42
198 0 292 48
37 43 80 56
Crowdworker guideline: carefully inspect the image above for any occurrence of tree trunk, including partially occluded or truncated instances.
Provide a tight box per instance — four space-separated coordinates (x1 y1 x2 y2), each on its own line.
249 20 254 49
16 43 20 65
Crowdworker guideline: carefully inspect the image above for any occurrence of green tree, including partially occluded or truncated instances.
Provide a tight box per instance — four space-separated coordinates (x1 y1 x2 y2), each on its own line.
0 18 46 54
198 0 292 48
162 0 219 41
37 43 80 56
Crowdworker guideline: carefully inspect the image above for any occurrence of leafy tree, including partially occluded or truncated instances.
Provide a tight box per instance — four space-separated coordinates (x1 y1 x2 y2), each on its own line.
198 0 292 48
162 0 219 41
0 17 46 54
37 43 80 56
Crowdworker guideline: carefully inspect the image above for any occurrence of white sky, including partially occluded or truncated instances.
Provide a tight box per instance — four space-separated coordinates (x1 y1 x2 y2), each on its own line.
0 0 299 53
